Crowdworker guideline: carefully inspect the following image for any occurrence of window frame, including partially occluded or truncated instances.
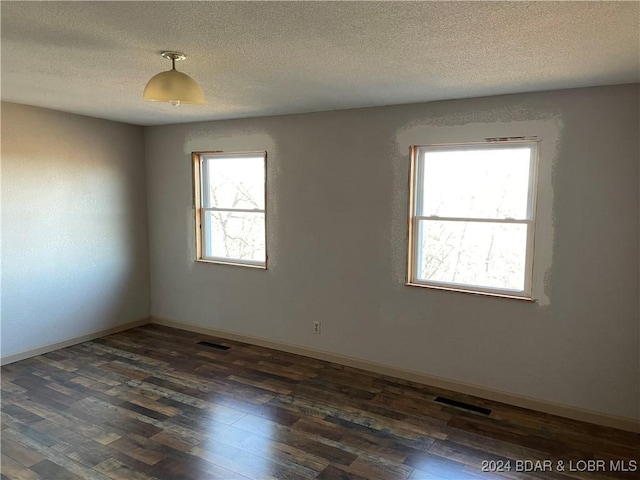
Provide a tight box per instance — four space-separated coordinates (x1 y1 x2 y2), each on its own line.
406 140 539 300
192 150 267 269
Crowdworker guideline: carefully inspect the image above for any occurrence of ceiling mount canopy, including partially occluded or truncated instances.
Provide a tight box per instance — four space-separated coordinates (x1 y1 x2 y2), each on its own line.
143 51 205 106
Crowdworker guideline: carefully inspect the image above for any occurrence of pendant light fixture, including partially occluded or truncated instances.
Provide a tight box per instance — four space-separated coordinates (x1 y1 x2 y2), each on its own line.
143 51 205 106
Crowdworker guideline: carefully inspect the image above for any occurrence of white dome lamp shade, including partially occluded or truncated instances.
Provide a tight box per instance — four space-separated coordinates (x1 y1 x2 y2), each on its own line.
143 51 205 106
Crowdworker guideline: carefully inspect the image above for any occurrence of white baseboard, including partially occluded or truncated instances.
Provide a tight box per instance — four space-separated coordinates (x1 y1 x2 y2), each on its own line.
0 317 150 366
150 315 639 433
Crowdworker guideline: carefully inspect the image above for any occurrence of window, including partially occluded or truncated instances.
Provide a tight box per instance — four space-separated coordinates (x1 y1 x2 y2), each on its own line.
193 151 266 268
407 141 538 298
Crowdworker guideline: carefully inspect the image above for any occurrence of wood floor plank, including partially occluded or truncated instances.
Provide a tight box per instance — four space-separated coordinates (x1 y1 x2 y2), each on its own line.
93 458 154 480
68 396 159 432
1 405 44 426
226 374 294 396
0 454 40 480
316 464 371 480
30 419 113 466
3 324 638 480
290 416 345 442
191 439 317 480
1 438 45 468
30 459 81 480
2 428 113 480
405 449 471 477
107 435 165 466
339 432 412 463
232 413 358 467
14 396 122 446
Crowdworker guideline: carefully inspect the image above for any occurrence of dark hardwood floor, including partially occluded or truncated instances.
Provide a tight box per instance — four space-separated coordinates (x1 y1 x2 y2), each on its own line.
1 324 638 480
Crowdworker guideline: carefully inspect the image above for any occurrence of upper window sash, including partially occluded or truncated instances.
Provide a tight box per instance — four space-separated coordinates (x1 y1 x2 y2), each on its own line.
200 152 266 211
413 142 538 221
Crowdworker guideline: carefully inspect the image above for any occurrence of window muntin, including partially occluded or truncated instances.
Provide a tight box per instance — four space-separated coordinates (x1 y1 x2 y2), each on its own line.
194 151 266 267
408 142 538 298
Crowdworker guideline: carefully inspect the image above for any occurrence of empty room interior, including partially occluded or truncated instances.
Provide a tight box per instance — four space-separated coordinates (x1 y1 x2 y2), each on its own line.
1 1 639 480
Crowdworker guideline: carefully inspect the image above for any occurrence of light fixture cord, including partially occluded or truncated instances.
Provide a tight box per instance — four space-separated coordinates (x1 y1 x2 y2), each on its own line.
171 56 176 70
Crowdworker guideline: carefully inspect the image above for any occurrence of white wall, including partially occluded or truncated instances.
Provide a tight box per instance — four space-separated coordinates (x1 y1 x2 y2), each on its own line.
145 84 639 421
1 102 150 358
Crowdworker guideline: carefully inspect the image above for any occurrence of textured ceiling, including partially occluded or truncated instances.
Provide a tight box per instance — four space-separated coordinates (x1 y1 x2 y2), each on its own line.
2 1 639 126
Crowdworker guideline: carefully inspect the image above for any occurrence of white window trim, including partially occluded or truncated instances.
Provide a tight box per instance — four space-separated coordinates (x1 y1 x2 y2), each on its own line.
192 150 267 269
406 141 539 300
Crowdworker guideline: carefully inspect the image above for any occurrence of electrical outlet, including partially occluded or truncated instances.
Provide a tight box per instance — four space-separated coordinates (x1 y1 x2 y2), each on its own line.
313 321 321 334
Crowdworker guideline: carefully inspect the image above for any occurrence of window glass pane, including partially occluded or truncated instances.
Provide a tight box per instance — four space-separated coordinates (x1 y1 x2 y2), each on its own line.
420 147 531 219
204 155 264 210
417 220 527 291
203 211 265 263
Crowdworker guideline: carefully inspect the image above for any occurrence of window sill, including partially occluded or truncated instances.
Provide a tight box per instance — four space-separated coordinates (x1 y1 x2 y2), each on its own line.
405 282 535 302
195 259 267 270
